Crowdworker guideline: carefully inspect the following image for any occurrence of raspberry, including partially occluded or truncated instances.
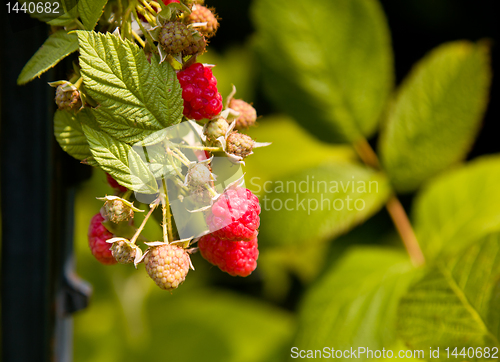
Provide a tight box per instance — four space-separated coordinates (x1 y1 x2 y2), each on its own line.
111 239 137 264
163 0 180 4
177 63 223 120
229 99 257 129
88 213 117 265
206 188 260 241
144 244 191 291
187 162 212 187
198 234 259 277
226 132 254 159
182 33 206 57
204 117 228 146
55 84 81 112
185 5 219 38
103 199 134 223
106 173 127 192
159 22 205 56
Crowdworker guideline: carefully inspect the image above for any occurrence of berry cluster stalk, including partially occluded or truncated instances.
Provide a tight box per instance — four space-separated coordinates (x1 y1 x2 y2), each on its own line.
354 138 425 267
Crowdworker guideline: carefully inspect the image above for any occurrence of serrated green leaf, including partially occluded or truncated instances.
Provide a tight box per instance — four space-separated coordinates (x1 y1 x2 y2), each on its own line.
78 0 108 30
293 247 416 361
77 31 183 144
17 30 78 85
257 162 391 247
413 155 500 260
54 109 97 160
82 124 159 194
252 0 393 143
398 233 500 358
380 41 491 192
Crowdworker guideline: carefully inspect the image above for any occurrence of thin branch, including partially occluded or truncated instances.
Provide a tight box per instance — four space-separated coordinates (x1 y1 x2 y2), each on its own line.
386 196 425 266
353 138 425 266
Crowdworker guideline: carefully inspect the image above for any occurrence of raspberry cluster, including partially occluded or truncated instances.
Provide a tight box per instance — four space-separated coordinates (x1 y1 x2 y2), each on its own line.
177 63 223 120
80 0 268 292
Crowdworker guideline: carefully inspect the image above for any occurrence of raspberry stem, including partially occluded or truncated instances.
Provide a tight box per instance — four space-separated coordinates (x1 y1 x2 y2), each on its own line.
74 77 83 89
176 144 223 152
130 202 157 245
161 177 174 243
122 189 133 200
353 138 425 267
132 8 158 51
138 0 158 20
166 148 189 166
132 30 146 47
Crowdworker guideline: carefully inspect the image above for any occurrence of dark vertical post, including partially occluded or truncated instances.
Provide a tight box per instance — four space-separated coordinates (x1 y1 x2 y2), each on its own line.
0 8 91 362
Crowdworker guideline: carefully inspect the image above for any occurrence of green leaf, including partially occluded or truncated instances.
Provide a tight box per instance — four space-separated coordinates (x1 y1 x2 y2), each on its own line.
77 31 183 144
380 41 491 192
47 11 77 26
398 233 500 357
61 0 79 17
78 0 108 30
293 247 416 361
82 124 158 194
54 109 98 160
252 0 393 143
17 30 79 85
257 162 391 247
413 155 500 260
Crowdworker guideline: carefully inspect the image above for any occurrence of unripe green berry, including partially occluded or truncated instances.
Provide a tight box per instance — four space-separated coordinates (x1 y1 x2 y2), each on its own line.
159 22 194 55
104 199 134 223
111 240 136 264
226 132 254 159
204 117 228 146
55 85 82 112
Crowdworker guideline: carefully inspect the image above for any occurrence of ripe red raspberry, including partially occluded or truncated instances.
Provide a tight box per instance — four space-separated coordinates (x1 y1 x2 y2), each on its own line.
144 244 191 291
177 63 223 120
206 188 260 241
198 234 259 277
229 98 257 129
185 5 219 38
106 173 127 192
88 213 117 265
163 0 180 4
